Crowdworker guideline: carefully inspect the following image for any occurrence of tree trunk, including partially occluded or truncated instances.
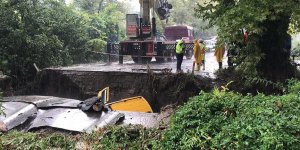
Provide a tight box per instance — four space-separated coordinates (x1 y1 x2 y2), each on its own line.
257 15 295 82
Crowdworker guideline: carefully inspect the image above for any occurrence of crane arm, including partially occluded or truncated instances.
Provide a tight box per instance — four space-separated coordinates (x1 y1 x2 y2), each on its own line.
139 0 172 22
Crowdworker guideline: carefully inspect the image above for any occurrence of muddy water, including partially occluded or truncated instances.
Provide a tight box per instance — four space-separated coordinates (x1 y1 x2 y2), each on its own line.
34 70 213 112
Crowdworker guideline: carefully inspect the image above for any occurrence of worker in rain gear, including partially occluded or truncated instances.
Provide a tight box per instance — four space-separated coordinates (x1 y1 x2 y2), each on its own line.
193 39 202 71
214 41 226 69
176 39 184 72
199 39 208 70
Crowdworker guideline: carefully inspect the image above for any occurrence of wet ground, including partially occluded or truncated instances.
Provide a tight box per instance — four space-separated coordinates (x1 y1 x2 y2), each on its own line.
52 51 228 78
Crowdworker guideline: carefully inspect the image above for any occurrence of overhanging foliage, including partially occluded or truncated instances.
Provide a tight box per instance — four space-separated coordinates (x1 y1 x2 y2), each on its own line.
195 0 300 82
0 0 126 85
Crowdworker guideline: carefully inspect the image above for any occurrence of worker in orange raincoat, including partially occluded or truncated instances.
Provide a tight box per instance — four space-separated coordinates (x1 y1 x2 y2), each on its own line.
193 39 202 71
199 39 207 70
214 41 226 69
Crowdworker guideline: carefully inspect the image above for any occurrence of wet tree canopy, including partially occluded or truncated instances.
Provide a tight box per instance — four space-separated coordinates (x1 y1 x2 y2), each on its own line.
195 0 300 82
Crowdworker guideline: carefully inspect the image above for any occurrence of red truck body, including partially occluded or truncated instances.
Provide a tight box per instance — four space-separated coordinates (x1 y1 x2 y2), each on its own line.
164 25 194 42
119 12 195 63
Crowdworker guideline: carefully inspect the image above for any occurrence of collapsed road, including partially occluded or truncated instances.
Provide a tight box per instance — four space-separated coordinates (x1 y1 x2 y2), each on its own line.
0 52 221 133
0 95 159 132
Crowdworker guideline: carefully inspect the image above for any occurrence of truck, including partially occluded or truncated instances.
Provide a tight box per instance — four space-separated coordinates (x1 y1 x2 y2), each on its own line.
118 0 194 64
164 25 194 42
163 25 194 59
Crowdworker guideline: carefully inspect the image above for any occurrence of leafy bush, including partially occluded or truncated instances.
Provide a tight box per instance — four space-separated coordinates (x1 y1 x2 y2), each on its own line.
0 0 126 85
0 131 76 150
0 0 90 84
83 126 160 149
155 82 300 149
215 68 285 95
0 126 160 150
288 79 300 94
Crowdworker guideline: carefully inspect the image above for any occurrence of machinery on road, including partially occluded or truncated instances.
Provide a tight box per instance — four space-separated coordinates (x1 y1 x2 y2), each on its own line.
118 0 194 64
164 25 194 59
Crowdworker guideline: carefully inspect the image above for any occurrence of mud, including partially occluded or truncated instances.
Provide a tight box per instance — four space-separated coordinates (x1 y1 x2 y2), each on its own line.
34 69 213 112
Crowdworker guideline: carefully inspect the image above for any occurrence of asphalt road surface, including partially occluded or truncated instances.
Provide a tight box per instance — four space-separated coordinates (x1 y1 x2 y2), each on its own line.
53 51 228 78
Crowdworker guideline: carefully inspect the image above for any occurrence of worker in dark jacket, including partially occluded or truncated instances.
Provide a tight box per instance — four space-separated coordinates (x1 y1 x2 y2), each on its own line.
176 39 184 72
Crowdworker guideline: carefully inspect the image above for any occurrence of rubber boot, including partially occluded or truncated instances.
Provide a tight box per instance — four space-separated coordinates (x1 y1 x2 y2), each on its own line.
218 62 222 69
195 63 200 71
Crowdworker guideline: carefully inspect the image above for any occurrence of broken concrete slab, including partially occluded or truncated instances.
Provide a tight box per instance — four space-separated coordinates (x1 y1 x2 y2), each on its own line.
3 96 82 108
120 111 159 128
28 108 125 133
0 102 37 132
0 96 160 133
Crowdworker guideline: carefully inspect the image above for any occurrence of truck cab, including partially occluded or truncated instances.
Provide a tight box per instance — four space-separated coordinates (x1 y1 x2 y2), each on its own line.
164 25 194 42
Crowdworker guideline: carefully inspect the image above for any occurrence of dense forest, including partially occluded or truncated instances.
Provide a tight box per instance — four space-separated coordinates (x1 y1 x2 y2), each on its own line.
0 0 127 85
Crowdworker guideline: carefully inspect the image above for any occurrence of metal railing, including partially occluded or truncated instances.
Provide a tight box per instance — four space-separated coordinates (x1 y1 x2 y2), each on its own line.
106 42 194 64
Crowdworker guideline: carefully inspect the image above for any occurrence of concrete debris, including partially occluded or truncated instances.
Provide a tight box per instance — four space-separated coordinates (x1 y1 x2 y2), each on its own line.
28 108 125 133
0 96 159 133
0 102 37 131
132 68 172 73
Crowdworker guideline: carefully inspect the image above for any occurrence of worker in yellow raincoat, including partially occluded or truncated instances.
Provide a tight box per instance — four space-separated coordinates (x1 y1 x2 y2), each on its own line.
199 39 208 70
193 39 202 71
214 41 226 69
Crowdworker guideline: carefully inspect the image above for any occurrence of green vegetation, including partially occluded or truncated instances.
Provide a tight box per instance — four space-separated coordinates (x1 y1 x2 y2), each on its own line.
1 81 300 149
0 126 160 150
157 82 300 149
0 0 127 85
82 126 160 149
166 0 217 39
195 0 300 82
0 131 76 150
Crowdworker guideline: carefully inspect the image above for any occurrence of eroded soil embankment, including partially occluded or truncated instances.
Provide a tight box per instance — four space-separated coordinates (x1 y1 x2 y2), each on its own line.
34 69 213 112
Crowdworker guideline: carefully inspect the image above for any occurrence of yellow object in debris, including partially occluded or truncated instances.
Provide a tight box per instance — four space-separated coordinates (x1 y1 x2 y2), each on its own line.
108 96 153 113
97 87 153 113
97 87 110 104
